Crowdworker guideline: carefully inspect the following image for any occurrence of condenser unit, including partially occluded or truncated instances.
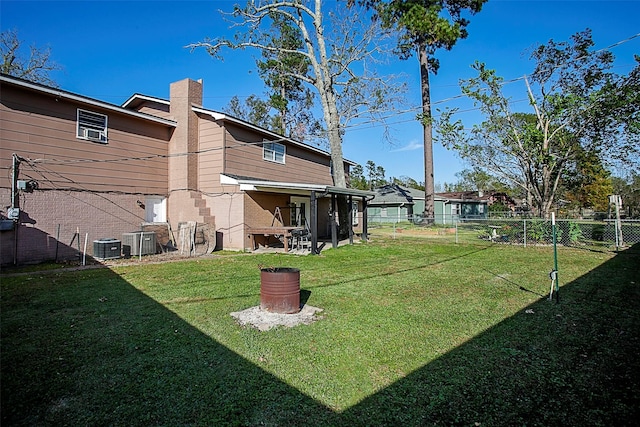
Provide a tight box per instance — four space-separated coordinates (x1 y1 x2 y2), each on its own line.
122 232 156 256
93 238 121 260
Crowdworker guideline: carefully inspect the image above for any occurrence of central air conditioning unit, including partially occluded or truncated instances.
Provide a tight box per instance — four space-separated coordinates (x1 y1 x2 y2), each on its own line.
122 231 157 256
93 238 121 260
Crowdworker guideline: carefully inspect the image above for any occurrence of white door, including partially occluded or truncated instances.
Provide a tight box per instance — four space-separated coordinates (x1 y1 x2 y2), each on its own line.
145 197 166 222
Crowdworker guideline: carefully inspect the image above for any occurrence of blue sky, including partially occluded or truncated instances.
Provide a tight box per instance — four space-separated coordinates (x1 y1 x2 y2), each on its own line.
2 0 639 186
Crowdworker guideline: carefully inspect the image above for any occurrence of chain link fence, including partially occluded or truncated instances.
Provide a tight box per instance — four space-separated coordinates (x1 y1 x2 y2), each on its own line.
368 215 639 250
456 218 637 250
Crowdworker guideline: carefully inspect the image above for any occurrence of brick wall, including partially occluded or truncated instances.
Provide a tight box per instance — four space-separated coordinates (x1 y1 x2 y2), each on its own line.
0 188 147 266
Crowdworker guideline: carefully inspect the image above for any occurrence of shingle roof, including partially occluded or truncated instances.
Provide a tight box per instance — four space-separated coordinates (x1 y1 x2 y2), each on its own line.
435 191 491 202
369 184 414 206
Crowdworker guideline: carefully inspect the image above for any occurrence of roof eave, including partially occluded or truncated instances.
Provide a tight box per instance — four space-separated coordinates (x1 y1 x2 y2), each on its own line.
1 74 176 127
193 107 358 164
220 174 376 198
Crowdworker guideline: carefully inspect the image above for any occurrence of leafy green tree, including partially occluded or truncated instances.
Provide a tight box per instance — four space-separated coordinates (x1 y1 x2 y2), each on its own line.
356 0 487 220
366 160 387 189
612 173 640 218
391 175 424 190
256 13 321 142
349 164 369 190
449 168 508 192
1 29 61 86
590 55 640 170
437 30 638 218
562 149 613 213
224 95 273 130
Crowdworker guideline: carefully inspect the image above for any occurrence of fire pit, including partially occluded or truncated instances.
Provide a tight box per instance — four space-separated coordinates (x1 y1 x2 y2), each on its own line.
260 267 300 314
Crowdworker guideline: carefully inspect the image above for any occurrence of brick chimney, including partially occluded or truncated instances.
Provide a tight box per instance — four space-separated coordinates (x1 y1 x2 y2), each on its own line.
169 78 202 192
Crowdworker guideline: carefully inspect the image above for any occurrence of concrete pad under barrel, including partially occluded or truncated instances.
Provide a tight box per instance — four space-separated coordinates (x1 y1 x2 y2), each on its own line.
230 305 323 331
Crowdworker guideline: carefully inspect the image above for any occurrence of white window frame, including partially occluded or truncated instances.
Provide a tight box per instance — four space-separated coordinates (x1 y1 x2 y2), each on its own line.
77 109 108 143
451 203 461 216
263 141 285 164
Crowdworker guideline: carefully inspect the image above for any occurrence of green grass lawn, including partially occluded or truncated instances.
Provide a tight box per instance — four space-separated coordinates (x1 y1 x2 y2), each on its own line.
2 236 639 426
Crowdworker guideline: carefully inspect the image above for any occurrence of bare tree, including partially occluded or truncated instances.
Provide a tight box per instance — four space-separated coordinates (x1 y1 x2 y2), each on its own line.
1 29 61 86
188 0 404 189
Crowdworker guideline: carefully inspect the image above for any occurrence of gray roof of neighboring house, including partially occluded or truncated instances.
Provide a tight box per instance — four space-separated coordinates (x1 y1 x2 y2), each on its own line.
369 184 414 206
372 185 498 206
372 185 449 204
435 191 491 203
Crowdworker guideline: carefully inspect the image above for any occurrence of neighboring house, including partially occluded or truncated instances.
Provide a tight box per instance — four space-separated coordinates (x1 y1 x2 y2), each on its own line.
435 191 491 223
367 184 415 223
368 185 492 224
0 75 373 265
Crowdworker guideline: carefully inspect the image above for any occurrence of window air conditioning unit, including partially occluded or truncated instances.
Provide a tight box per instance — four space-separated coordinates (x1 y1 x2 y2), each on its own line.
93 238 121 260
122 231 157 256
84 128 106 142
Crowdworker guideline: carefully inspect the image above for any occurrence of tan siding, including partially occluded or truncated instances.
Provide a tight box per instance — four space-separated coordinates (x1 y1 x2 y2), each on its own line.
135 102 171 120
222 123 333 185
1 84 170 194
197 115 224 193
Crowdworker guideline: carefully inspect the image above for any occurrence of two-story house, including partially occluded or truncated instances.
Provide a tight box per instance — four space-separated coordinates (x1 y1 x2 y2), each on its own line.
0 75 373 266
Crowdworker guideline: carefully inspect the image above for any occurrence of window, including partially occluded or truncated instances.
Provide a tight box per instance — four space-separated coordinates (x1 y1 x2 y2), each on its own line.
77 109 107 143
451 203 461 216
263 141 285 163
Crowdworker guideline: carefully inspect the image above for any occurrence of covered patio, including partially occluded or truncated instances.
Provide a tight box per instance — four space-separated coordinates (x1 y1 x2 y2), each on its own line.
221 175 376 254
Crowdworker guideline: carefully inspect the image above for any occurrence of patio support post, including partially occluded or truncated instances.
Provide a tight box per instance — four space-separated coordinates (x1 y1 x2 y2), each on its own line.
361 196 368 241
310 191 319 255
331 194 338 249
348 195 354 244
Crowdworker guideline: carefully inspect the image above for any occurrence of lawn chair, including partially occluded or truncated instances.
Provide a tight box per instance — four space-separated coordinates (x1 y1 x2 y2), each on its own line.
291 221 311 251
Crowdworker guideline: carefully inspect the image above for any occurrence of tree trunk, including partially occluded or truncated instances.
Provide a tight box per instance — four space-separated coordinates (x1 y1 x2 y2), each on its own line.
419 45 435 220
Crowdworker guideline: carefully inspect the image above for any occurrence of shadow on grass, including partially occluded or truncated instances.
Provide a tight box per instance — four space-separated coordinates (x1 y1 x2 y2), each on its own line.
0 269 335 425
1 245 638 425
341 243 640 426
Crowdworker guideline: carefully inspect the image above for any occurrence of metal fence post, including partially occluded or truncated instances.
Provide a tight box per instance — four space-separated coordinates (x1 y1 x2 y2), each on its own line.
523 219 527 248
455 221 458 244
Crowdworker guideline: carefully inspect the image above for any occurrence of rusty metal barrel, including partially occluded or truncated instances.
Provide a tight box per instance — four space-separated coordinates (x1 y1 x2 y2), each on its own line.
260 267 301 314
